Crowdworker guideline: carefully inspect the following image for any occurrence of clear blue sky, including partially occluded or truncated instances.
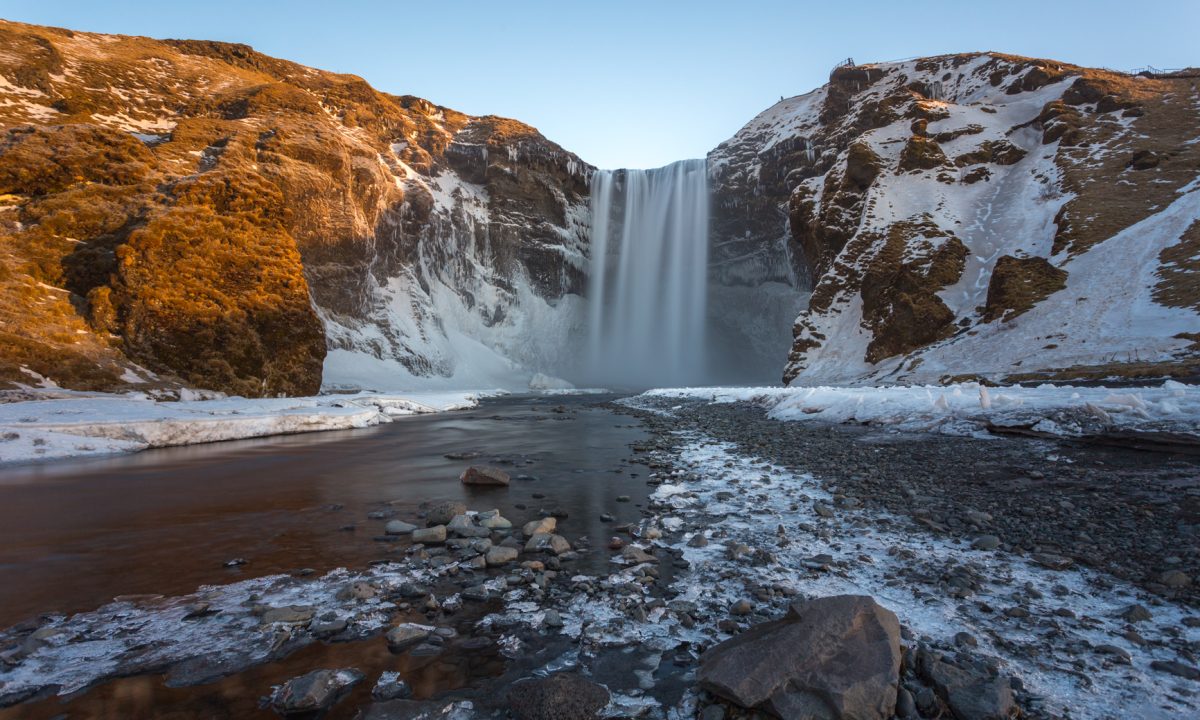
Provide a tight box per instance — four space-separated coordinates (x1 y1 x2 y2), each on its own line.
3 1 1197 168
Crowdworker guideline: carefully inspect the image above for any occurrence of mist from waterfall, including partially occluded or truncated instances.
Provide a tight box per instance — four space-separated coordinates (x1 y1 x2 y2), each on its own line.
585 159 710 388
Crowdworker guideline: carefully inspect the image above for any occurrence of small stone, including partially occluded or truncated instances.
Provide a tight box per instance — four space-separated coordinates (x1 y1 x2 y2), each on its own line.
525 533 571 555
506 674 609 720
384 520 417 535
480 512 513 530
953 631 978 648
543 609 563 628
371 671 412 700
621 545 655 564
1151 659 1200 681
608 536 625 550
337 581 377 601
1095 644 1131 663
461 466 511 486
1120 604 1152 623
270 668 363 716
486 546 520 566
688 534 709 548
262 605 315 624
1160 570 1192 588
814 503 834 518
412 525 447 544
971 535 1001 551
386 623 434 652
223 558 247 567
616 495 631 502
896 687 917 718
523 517 556 536
729 599 753 616
1031 553 1073 570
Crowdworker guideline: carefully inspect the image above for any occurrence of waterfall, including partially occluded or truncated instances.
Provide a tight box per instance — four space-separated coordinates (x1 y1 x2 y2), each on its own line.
585 159 710 388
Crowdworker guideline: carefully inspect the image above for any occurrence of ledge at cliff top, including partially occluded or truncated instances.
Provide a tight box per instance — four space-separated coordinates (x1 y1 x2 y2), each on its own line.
710 54 1199 386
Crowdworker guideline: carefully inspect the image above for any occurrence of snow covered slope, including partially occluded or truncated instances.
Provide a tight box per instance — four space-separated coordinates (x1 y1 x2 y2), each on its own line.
711 54 1200 385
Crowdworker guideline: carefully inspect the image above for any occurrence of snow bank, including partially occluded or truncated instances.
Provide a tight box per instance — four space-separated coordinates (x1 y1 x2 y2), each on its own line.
637 381 1200 439
0 390 483 465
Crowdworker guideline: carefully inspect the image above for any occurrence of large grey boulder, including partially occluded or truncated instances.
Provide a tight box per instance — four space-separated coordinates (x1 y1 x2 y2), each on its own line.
269 668 364 716
699 595 902 720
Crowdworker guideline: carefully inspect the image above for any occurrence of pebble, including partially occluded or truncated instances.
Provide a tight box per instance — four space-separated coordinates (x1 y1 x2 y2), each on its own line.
971 535 1001 551
384 520 417 535
729 599 753 616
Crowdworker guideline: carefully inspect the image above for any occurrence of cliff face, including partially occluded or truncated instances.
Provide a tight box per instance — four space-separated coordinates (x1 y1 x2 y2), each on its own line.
0 20 589 396
714 54 1200 385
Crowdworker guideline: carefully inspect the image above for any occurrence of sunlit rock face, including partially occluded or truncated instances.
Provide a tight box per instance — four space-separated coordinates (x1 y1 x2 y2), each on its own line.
715 54 1200 386
0 20 592 394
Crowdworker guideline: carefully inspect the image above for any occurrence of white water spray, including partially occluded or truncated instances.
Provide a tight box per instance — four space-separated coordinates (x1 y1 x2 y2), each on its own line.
585 159 710 388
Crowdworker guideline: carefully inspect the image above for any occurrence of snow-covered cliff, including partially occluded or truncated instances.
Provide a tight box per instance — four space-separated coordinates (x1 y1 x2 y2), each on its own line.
712 54 1199 385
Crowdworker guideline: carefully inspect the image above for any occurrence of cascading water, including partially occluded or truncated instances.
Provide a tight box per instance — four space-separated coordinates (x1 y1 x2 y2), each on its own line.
585 159 710 388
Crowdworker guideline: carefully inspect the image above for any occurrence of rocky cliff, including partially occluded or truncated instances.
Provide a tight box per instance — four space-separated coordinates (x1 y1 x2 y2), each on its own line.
0 20 589 396
712 54 1200 385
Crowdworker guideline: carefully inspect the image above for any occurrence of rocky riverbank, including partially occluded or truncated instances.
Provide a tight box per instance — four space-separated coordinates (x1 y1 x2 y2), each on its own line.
2 395 1198 719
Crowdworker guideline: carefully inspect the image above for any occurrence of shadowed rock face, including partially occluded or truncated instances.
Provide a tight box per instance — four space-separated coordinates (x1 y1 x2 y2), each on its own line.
699 594 902 719
0 20 591 395
713 52 1200 386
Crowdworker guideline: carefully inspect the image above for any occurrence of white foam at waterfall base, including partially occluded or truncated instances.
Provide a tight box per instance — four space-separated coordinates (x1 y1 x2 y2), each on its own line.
585 160 710 388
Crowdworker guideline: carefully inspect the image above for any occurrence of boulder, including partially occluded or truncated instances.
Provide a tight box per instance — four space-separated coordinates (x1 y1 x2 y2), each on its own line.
425 501 467 526
506 673 610 720
269 668 364 716
919 655 1016 720
461 466 511 486
412 525 446 544
698 595 901 719
384 520 417 535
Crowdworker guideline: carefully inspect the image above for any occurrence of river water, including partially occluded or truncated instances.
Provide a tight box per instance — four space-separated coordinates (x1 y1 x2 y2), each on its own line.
0 393 651 719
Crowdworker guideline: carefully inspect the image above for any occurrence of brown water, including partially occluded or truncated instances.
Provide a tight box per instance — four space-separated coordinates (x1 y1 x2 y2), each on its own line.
0 393 652 718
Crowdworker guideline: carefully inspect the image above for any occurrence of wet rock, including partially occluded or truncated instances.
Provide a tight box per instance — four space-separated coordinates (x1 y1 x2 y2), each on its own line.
412 525 447 545
486 546 520 566
700 704 726 720
424 501 467 527
525 533 571 555
269 668 363 716
461 466 510 487
896 687 917 718
224 558 247 567
1119 604 1152 623
384 520 417 535
621 545 656 564
699 595 901 719
386 623 434 652
688 533 709 548
372 671 412 701
506 673 610 720
262 606 315 624
337 581 378 601
920 653 1016 720
543 609 563 628
309 614 348 637
479 510 513 529
729 599 753 616
523 517 557 536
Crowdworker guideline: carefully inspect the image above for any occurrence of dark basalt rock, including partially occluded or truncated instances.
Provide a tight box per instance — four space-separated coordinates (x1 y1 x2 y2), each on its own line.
698 594 902 719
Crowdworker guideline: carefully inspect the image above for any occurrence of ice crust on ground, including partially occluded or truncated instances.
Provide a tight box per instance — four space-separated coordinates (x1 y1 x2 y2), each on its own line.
0 390 484 465
636 381 1200 439
486 434 1199 719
